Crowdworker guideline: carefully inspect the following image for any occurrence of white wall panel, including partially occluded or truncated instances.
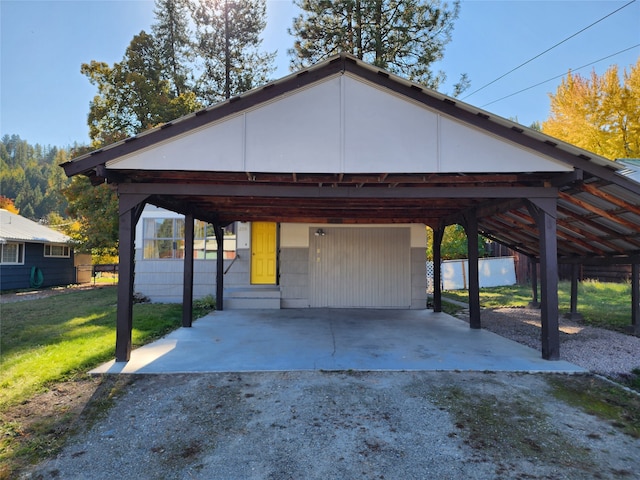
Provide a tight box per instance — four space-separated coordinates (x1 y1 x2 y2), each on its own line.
108 74 573 176
107 115 245 171
439 117 571 173
244 78 342 172
343 76 439 172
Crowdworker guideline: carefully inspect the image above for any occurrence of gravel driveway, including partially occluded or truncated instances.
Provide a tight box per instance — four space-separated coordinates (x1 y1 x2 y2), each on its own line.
22 371 640 480
17 303 640 479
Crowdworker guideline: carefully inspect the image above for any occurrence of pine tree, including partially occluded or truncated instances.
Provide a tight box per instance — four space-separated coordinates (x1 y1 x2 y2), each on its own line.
190 0 275 102
153 0 194 96
289 0 468 94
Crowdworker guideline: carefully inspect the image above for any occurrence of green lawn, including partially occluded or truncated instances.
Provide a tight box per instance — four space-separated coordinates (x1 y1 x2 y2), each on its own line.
0 286 215 478
0 286 212 410
443 280 632 331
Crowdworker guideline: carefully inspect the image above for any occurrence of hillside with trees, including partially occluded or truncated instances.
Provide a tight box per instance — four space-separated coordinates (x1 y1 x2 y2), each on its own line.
0 134 70 222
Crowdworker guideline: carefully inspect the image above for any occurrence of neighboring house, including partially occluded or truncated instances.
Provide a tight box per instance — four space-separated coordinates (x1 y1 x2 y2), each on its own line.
617 159 640 183
0 209 75 291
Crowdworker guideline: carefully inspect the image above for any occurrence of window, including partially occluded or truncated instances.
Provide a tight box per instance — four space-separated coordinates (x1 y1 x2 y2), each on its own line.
143 218 185 259
142 218 236 260
44 244 70 257
1 242 24 264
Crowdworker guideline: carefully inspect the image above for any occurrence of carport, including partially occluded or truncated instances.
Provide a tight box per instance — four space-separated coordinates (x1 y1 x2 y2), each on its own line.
62 54 640 364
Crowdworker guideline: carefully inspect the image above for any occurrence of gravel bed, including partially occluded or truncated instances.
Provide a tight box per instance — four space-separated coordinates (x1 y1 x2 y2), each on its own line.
455 306 640 378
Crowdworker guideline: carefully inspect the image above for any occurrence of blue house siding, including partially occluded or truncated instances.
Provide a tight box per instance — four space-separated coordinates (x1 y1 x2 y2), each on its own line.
0 243 75 291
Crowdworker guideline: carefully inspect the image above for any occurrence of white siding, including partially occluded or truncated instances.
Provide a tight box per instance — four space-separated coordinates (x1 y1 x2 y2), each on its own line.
309 227 411 308
107 74 571 175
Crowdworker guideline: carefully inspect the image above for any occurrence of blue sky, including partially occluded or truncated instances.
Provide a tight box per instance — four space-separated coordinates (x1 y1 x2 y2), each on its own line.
1 0 638 148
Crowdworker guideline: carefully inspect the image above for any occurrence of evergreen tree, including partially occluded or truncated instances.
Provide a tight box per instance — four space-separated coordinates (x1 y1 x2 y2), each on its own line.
289 0 468 94
153 0 194 96
0 135 68 220
191 0 275 102
82 31 200 146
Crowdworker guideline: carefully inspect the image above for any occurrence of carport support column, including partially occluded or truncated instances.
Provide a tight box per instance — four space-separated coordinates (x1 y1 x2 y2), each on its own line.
115 193 147 362
432 224 445 313
527 198 560 360
632 264 640 334
463 212 481 329
214 224 224 311
565 263 583 321
528 257 540 308
182 213 194 327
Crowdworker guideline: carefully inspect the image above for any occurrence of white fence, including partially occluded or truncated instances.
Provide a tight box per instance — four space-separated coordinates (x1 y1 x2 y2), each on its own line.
427 256 517 292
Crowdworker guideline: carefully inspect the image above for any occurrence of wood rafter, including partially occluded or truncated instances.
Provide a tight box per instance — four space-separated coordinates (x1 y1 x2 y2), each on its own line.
559 191 640 233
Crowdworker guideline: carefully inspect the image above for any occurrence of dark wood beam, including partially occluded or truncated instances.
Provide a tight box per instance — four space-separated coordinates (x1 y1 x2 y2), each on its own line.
633 264 640 334
117 182 558 199
182 212 194 327
214 224 224 311
115 195 146 362
431 224 444 313
463 211 481 329
527 198 560 360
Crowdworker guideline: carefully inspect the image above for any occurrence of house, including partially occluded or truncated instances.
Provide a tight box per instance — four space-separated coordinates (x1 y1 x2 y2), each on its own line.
0 209 75 290
62 54 640 362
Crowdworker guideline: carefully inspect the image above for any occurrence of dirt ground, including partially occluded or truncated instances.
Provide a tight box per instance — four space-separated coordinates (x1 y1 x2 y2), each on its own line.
15 371 640 480
0 284 102 304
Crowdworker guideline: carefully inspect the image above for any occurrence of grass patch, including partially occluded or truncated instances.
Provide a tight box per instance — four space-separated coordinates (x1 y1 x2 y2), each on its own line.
443 280 632 331
0 286 215 478
548 374 640 439
431 382 594 470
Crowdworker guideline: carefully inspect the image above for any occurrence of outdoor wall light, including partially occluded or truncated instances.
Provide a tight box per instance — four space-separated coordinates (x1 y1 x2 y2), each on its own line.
315 228 326 236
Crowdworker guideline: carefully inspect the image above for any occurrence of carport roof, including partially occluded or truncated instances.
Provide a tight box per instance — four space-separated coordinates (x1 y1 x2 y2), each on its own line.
62 53 640 263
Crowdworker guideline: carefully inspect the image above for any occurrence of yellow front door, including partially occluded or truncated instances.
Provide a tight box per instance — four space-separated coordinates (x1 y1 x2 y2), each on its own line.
251 222 277 284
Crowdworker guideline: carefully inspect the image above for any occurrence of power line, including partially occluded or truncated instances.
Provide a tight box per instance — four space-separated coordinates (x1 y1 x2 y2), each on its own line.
480 44 640 108
462 0 637 100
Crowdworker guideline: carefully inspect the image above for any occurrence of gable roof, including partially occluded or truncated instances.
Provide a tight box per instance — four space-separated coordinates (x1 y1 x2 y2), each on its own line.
61 53 640 262
0 209 70 244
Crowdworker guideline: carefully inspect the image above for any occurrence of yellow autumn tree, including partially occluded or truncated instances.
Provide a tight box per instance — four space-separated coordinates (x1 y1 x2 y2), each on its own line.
542 58 640 160
0 195 19 214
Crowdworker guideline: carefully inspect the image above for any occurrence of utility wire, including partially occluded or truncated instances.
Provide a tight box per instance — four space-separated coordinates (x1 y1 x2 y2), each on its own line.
462 0 637 100
480 44 640 108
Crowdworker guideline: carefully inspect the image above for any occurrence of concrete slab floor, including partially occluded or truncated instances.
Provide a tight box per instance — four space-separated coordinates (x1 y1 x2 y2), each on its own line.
91 309 585 375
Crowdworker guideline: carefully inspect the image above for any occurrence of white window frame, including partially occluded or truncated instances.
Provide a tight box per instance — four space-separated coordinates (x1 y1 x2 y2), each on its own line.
141 217 234 260
1 242 25 264
44 244 70 258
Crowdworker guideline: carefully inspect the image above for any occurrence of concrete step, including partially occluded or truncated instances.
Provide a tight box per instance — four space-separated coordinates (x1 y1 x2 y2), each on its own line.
223 286 281 309
225 286 281 298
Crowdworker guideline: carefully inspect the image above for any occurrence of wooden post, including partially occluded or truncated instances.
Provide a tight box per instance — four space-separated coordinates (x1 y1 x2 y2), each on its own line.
632 263 640 334
432 224 444 313
214 224 224 311
182 213 194 327
565 263 583 321
527 198 560 360
528 257 540 308
464 213 481 329
115 194 146 362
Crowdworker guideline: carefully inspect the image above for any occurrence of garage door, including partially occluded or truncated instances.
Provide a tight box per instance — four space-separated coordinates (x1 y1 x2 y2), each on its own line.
309 227 411 308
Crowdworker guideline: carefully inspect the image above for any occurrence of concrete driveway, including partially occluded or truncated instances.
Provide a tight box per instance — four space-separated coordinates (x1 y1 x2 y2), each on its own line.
92 309 583 374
